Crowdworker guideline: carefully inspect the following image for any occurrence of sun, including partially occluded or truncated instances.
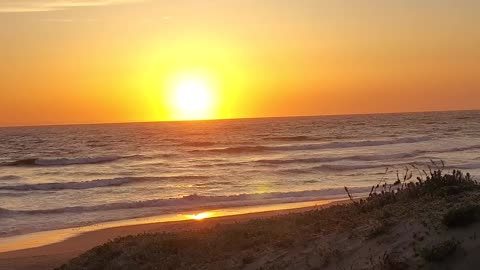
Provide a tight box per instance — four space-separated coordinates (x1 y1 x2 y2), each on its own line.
167 74 217 120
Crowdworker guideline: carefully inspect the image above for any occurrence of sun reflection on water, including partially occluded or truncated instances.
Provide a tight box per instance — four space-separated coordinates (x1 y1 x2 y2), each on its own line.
184 212 214 220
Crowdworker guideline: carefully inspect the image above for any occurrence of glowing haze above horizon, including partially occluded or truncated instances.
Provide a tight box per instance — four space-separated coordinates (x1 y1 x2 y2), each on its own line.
1 0 479 127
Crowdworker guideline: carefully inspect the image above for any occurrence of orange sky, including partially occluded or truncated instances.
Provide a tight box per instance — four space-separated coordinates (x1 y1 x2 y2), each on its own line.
1 0 479 126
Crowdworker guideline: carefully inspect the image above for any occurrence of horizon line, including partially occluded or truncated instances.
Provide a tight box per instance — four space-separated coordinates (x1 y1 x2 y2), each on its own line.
1 108 478 129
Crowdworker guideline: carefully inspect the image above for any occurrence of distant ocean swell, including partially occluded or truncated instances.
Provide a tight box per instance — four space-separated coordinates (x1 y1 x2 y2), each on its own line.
256 152 424 165
0 136 435 168
256 145 480 166
0 160 435 192
2 155 138 167
456 163 480 170
3 142 478 170
0 187 371 216
191 136 433 154
262 135 316 141
193 145 480 170
278 163 398 174
3 144 478 192
0 176 209 191
0 175 21 180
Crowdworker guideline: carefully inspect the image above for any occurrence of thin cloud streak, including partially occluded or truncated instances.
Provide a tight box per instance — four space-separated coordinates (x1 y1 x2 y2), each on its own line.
0 0 142 13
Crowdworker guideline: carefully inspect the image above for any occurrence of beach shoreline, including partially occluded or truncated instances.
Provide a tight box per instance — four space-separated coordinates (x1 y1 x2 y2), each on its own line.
0 199 345 270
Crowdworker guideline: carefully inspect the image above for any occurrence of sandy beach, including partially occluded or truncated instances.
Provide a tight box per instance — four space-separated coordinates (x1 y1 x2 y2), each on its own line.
0 201 340 270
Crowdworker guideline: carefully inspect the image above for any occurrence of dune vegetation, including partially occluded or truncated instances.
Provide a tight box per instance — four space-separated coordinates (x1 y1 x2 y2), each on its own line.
59 165 480 270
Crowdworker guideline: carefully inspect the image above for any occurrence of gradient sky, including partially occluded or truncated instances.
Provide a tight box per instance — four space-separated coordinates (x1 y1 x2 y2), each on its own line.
1 0 479 126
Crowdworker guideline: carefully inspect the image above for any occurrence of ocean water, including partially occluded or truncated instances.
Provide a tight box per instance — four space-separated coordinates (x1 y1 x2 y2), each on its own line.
1 111 479 238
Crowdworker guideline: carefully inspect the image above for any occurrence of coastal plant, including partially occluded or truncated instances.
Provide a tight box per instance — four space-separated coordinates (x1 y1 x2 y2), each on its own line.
367 220 391 239
420 239 460 262
368 251 408 270
443 204 480 228
345 162 478 211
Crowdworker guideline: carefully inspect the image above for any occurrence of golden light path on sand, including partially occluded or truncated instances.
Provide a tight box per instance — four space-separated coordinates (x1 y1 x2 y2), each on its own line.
0 199 342 253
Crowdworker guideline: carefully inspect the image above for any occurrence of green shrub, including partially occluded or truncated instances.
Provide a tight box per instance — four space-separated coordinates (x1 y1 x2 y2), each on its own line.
421 239 459 262
347 168 478 211
443 204 480 228
367 221 390 239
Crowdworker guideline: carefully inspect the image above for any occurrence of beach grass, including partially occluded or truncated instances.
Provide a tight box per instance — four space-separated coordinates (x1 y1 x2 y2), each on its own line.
59 167 480 270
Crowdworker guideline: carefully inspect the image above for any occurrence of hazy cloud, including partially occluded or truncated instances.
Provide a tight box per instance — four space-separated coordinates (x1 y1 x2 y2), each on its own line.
0 0 140 13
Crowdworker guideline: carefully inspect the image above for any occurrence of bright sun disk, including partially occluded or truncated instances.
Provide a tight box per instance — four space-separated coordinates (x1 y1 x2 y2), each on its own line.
168 75 216 120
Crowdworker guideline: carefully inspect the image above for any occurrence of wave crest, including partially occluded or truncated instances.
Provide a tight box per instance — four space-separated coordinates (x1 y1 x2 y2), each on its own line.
279 163 393 174
2 155 135 167
0 175 209 191
5 187 371 215
192 145 270 154
0 175 21 181
256 151 423 165
179 141 216 147
262 136 315 142
194 136 432 154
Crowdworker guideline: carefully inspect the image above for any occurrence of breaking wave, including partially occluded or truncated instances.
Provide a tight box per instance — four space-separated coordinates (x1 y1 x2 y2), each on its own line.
262 136 316 142
255 151 424 165
279 163 395 174
193 146 270 154
455 163 480 170
2 187 371 216
432 144 480 154
0 176 209 191
179 141 217 147
2 155 137 167
193 136 432 154
0 175 21 181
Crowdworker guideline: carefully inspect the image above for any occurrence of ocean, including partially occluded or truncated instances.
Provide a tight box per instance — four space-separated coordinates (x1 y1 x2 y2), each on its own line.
1 111 479 238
